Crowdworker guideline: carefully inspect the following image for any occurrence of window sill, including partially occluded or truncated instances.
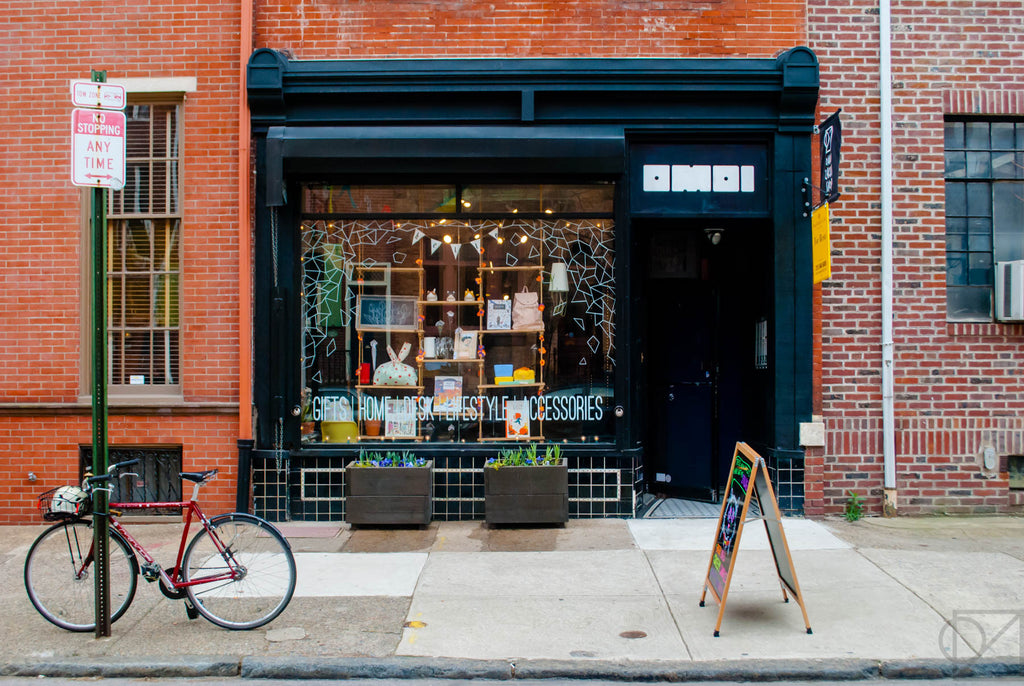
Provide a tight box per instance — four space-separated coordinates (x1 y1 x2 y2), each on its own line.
946 321 1024 337
0 401 238 417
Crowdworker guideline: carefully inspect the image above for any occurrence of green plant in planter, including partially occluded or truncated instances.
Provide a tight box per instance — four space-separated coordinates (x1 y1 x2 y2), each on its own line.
483 443 568 525
345 451 432 527
843 490 865 522
486 443 562 468
349 450 427 468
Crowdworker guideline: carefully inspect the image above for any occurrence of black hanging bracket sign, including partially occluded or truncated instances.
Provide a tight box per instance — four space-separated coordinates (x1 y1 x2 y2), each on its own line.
818 109 842 206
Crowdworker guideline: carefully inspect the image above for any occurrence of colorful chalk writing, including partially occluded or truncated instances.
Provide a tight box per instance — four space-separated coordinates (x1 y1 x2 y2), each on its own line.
707 449 752 600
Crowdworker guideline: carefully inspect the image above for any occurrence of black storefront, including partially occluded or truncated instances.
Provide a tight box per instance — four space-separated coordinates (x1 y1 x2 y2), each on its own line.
245 47 820 521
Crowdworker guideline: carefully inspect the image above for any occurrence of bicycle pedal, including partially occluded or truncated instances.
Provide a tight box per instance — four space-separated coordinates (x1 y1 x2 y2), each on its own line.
183 599 199 620
141 562 161 582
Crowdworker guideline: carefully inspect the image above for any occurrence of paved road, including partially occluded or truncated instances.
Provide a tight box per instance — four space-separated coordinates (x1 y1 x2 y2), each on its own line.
2 679 1023 686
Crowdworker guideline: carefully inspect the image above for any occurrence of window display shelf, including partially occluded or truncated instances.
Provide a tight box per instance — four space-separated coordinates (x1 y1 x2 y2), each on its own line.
423 358 484 364
478 435 546 442
359 435 425 441
479 265 544 271
355 385 425 391
419 300 481 306
478 382 545 390
481 328 543 334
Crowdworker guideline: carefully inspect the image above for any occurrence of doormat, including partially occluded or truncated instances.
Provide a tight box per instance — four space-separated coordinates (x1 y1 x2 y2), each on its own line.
643 498 721 519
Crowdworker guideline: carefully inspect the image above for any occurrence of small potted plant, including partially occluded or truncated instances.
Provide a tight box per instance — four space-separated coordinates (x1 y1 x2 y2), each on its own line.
483 444 568 526
345 450 433 527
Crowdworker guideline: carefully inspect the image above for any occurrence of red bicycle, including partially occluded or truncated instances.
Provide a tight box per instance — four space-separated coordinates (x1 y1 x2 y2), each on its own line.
24 459 296 631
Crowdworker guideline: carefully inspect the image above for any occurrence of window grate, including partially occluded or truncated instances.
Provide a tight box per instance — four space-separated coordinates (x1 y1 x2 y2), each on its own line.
79 445 182 515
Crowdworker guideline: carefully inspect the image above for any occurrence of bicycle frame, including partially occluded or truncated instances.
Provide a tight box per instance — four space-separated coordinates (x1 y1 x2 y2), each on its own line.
104 497 241 592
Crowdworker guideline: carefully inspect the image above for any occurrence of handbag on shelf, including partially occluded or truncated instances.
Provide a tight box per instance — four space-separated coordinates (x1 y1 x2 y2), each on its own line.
511 288 543 331
372 342 418 386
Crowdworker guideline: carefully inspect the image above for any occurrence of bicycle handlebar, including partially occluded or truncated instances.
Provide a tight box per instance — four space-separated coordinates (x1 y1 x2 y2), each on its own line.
85 458 141 485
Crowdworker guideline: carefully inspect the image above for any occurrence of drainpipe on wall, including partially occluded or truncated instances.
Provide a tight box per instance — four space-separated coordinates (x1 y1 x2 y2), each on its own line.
237 0 255 511
239 1 254 442
880 0 898 516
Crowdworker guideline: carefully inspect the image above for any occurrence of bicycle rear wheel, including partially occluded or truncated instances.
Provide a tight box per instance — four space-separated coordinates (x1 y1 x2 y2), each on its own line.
182 513 296 630
24 519 138 632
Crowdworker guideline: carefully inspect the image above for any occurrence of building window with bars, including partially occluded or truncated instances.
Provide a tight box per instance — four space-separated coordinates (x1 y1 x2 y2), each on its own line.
944 118 1024 321
105 102 182 388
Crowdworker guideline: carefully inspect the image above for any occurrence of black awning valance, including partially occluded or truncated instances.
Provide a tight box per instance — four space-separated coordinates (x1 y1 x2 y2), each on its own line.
264 125 625 205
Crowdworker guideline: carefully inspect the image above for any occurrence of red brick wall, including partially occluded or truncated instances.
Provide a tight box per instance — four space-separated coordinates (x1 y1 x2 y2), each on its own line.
254 0 805 59
808 1 1024 515
0 416 239 524
2 0 815 523
0 0 243 522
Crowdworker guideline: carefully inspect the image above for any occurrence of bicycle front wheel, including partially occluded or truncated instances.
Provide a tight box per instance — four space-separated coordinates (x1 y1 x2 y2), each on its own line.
182 513 296 630
24 519 138 632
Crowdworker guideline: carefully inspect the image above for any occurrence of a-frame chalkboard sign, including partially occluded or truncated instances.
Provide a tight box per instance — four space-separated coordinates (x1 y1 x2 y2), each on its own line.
699 442 812 637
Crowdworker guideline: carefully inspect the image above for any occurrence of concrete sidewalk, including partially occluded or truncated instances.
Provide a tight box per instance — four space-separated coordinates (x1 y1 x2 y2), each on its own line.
1 515 1023 680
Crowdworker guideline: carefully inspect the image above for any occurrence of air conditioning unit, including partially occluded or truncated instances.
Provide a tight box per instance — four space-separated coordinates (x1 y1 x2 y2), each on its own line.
994 260 1024 322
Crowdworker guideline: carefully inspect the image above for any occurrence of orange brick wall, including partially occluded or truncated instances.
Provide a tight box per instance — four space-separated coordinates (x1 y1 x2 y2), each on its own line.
3 0 821 523
0 416 239 523
253 0 806 59
808 1 1024 516
0 0 243 523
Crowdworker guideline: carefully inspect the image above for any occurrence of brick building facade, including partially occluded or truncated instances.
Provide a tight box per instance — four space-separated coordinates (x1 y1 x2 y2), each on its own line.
808 0 1024 515
1 1 1020 523
0 1 244 523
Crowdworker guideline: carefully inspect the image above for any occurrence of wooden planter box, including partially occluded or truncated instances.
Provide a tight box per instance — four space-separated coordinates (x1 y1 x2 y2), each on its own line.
484 461 568 526
345 460 432 527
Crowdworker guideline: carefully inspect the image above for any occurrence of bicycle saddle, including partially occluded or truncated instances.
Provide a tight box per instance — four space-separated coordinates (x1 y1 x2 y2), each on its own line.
179 469 219 483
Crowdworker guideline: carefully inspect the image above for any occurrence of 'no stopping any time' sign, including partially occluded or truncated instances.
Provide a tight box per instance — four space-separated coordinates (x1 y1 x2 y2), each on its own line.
71 108 126 190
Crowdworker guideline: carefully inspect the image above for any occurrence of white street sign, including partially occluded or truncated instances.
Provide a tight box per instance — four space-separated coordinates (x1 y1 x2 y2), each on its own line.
71 108 126 189
71 81 126 110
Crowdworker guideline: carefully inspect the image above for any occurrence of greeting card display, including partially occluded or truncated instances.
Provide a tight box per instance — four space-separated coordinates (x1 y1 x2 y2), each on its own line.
487 299 512 330
433 376 463 414
505 399 530 438
384 398 417 437
454 329 478 360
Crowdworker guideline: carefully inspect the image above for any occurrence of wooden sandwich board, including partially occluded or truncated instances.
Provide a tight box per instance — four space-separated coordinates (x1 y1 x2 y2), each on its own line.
699 442 812 637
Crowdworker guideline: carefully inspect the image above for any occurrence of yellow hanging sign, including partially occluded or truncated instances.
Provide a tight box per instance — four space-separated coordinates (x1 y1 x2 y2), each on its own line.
812 203 831 284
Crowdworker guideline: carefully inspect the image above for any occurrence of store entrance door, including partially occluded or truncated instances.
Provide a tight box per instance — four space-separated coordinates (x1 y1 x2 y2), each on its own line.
643 229 718 501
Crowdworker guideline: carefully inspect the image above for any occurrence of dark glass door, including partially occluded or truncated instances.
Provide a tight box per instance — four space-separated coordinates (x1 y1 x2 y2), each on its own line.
644 229 718 501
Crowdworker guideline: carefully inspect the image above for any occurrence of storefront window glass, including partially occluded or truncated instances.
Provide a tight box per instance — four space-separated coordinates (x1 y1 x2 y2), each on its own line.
302 185 457 214
300 184 615 444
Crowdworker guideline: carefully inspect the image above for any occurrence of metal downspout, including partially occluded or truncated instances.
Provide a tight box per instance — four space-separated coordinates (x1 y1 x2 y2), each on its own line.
880 0 897 513
239 0 254 441
237 0 255 511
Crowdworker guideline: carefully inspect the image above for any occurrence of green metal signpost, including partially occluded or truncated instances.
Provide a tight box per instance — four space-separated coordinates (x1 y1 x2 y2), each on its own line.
89 69 111 638
73 68 125 637
69 67 129 637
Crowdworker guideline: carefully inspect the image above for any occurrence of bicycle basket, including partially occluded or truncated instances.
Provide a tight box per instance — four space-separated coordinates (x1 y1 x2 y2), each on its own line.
38 486 91 521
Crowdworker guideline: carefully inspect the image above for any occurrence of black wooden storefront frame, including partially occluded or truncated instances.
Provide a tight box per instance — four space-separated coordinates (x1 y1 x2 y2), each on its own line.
246 47 819 519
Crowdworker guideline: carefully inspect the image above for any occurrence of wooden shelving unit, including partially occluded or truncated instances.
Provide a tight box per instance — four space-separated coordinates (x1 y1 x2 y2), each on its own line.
350 226 548 442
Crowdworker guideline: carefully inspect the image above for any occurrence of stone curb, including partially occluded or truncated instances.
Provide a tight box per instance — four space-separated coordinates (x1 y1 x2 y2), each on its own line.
880 658 1024 680
0 655 239 679
509 658 879 682
241 656 510 680
3 655 1023 680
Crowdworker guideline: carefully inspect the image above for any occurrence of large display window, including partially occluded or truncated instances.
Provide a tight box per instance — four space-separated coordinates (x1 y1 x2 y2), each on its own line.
300 183 616 444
